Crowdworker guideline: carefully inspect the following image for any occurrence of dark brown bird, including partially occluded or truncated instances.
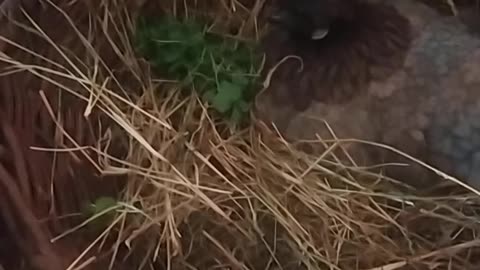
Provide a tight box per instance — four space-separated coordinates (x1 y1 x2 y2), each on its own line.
255 0 480 189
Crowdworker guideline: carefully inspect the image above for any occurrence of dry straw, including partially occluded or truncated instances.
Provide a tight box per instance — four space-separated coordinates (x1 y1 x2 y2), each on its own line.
1 0 480 269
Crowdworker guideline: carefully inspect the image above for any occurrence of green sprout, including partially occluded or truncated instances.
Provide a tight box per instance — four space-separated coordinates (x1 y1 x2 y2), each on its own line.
81 196 118 232
134 15 261 124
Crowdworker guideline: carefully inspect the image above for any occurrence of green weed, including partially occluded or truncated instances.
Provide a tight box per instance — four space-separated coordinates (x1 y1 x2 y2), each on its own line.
81 196 118 232
134 15 261 124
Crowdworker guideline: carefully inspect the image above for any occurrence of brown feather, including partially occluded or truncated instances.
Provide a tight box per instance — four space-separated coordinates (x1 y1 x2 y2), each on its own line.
255 0 480 189
259 1 412 111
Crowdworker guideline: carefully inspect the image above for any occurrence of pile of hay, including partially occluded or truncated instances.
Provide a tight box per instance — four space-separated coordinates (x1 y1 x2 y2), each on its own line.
1 0 480 269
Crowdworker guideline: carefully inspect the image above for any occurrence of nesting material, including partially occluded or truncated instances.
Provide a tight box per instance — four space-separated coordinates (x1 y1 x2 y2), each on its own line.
0 1 479 270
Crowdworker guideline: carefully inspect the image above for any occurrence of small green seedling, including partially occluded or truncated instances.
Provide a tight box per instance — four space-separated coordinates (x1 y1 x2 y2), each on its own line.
134 15 261 124
81 196 118 232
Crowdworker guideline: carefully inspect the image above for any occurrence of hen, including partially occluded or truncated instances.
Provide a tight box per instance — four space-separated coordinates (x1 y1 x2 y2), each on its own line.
255 0 480 189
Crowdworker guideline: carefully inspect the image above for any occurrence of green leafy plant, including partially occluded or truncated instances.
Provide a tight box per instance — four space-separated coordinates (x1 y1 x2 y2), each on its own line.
134 15 261 123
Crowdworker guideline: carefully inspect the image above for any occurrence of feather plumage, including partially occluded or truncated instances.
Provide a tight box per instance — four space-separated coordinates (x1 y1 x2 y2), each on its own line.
255 0 480 189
